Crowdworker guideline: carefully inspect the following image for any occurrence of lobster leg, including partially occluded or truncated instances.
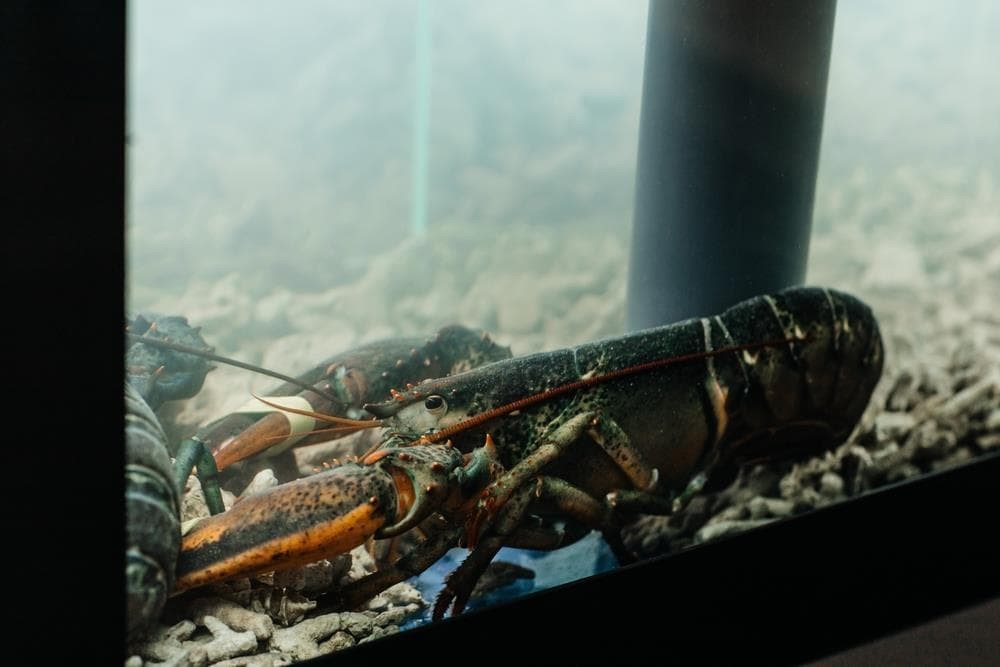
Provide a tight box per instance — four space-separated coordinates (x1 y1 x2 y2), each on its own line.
437 413 697 618
324 504 585 612
471 412 592 532
587 415 659 491
318 525 463 613
173 436 226 515
501 517 589 551
534 476 635 565
534 476 610 527
438 474 642 619
435 483 537 619
604 486 679 515
470 411 660 542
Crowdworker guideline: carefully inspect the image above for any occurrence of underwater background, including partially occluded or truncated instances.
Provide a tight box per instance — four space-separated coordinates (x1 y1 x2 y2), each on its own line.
126 1 999 663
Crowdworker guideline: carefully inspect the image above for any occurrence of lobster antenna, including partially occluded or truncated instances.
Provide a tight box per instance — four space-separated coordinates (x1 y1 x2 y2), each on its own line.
251 393 383 429
125 331 341 404
256 425 380 446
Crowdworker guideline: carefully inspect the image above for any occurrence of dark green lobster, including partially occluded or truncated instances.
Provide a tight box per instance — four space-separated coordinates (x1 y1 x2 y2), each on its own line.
172 286 883 620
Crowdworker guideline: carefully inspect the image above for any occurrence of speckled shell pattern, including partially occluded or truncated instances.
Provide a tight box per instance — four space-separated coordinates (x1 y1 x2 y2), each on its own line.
200 324 512 461
125 382 181 643
175 463 398 582
374 287 883 498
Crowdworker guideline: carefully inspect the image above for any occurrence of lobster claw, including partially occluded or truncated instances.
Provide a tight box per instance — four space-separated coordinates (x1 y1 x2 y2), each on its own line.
174 463 398 594
363 442 498 538
361 445 463 537
173 443 495 594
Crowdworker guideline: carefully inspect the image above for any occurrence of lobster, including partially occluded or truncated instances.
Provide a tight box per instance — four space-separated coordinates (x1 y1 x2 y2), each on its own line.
126 381 183 643
125 321 511 640
127 322 513 514
170 286 884 621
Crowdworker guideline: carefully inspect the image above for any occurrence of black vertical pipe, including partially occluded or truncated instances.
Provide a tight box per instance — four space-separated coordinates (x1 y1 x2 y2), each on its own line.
626 0 837 331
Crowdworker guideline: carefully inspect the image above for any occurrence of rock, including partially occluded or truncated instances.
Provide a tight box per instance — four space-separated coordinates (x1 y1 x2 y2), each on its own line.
241 469 279 499
939 375 998 418
931 447 974 471
874 412 916 443
358 625 399 645
212 654 286 667
908 423 957 462
819 472 845 498
747 496 794 519
798 487 824 509
977 433 1000 450
872 441 900 461
317 631 355 653
189 597 274 641
338 612 374 638
363 582 425 613
343 544 376 581
729 465 784 503
746 497 769 519
694 519 773 544
133 620 205 666
886 463 922 483
791 498 818 515
705 503 750 524
201 615 259 663
266 610 389 660
778 469 803 501
242 587 316 627
269 613 344 661
886 370 919 411
372 608 410 627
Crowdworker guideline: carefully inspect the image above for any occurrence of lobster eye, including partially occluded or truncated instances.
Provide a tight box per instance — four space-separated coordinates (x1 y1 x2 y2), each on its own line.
424 395 447 416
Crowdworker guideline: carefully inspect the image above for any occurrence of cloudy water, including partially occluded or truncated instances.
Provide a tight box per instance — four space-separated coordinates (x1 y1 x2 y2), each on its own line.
126 0 646 308
126 1 999 662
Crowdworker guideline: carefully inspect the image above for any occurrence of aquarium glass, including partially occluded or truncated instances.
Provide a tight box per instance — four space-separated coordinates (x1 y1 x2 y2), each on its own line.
126 1 1000 661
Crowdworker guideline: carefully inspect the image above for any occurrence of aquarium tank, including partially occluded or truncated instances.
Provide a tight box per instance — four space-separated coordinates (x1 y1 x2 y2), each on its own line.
125 1 999 664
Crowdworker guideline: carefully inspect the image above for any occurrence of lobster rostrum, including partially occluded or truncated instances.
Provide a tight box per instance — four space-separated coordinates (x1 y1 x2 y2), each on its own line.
173 286 884 620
